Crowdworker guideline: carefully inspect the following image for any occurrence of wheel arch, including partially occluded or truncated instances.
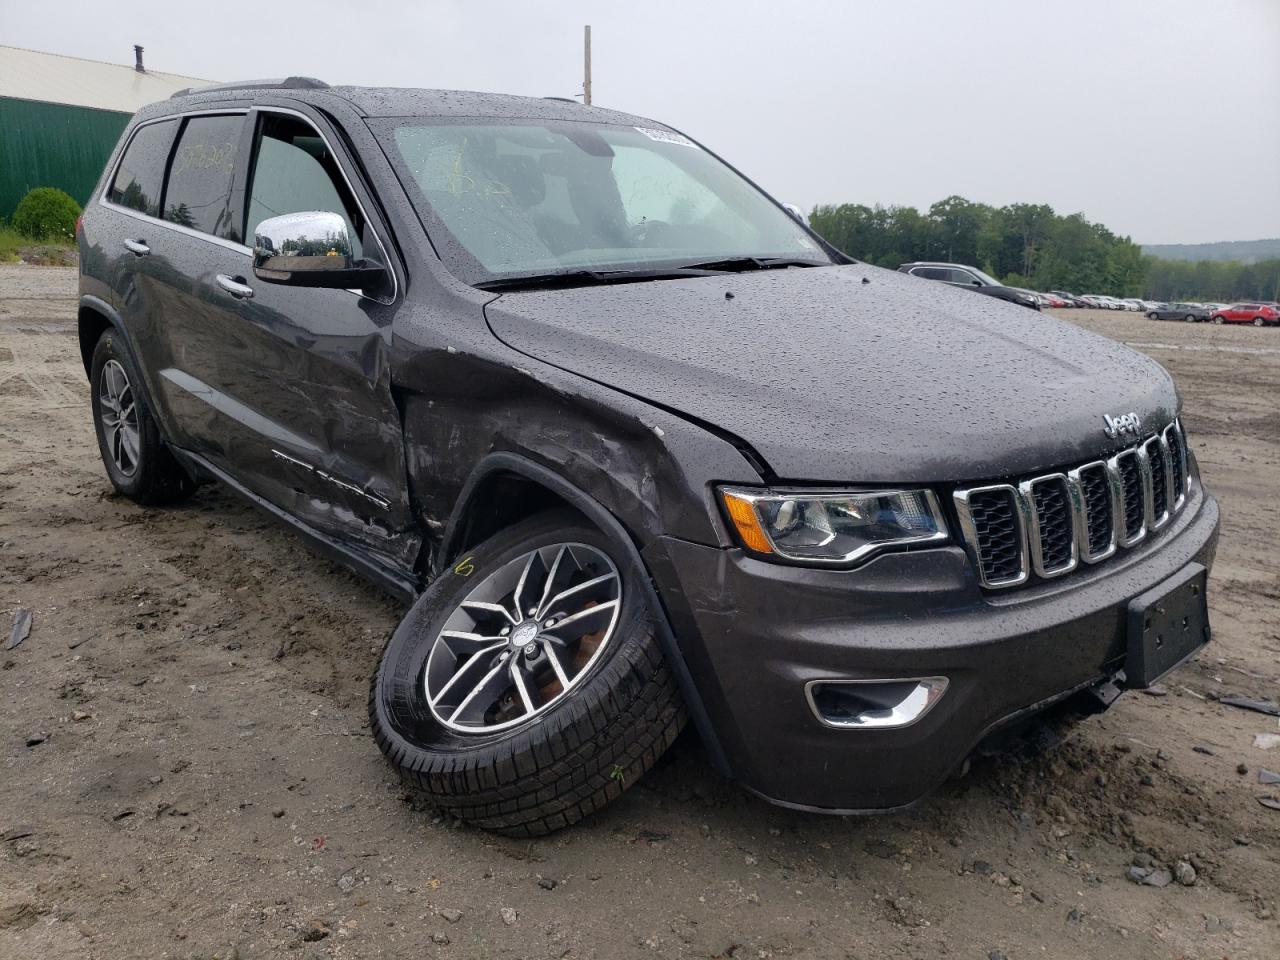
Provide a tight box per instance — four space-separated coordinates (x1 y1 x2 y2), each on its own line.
77 295 120 377
434 451 732 776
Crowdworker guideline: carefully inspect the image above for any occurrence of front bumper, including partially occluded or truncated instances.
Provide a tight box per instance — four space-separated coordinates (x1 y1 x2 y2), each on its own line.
643 483 1220 813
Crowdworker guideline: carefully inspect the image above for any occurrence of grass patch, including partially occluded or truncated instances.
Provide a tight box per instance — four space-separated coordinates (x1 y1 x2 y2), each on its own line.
0 226 24 262
0 225 77 266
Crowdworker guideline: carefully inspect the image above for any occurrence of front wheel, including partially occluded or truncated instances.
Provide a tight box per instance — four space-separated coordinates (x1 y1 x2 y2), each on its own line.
369 509 686 836
1213 317 1224 324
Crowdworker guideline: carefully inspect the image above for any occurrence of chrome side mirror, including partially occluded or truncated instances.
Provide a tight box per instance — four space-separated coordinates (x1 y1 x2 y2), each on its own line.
252 211 385 291
781 202 809 227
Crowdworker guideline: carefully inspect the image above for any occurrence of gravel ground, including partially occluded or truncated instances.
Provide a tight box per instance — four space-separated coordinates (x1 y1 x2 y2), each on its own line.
2 264 1278 959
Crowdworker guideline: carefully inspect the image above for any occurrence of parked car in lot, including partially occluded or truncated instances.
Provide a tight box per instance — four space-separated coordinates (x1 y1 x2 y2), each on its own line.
77 79 1220 835
897 261 1040 309
1048 290 1084 307
1210 303 1280 326
1148 302 1211 322
1081 294 1121 310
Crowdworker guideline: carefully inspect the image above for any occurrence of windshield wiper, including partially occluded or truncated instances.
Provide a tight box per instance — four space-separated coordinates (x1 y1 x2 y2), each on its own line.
473 266 722 292
674 256 829 273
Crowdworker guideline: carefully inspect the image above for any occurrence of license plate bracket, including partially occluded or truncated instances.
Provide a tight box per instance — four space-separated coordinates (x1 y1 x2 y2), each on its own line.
1126 562 1210 688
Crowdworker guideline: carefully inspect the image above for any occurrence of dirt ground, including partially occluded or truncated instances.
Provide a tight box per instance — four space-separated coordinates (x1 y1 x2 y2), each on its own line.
2 264 1278 960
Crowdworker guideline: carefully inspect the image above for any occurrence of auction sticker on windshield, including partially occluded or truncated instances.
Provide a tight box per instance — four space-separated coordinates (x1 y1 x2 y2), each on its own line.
634 126 697 147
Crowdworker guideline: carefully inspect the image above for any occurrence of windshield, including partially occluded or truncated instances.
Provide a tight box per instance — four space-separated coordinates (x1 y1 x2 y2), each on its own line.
371 118 830 284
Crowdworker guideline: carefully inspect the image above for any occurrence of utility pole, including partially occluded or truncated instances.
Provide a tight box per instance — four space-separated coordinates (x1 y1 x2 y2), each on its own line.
583 25 592 105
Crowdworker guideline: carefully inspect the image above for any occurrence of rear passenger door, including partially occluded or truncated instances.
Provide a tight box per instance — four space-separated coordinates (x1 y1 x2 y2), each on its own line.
139 112 259 455
101 110 253 454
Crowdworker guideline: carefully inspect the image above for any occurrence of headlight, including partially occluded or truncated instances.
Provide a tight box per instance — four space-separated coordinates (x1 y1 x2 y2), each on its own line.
718 487 948 565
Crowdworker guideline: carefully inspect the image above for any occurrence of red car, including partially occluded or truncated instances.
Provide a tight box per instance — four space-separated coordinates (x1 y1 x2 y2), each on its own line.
1210 303 1280 326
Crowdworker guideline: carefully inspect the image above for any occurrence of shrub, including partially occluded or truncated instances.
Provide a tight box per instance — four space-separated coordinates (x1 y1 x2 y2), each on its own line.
12 187 81 243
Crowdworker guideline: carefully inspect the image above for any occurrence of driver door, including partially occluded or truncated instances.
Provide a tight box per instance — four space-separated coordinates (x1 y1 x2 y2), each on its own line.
215 107 418 573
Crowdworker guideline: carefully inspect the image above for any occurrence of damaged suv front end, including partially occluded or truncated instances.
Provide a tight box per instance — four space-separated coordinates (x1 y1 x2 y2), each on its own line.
646 420 1216 812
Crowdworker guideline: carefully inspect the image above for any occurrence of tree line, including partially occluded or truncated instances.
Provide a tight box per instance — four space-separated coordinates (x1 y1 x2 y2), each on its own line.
808 195 1278 302
1145 257 1280 302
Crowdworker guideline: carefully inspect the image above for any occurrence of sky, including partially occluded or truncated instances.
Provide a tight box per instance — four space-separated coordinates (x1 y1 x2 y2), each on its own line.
4 0 1278 244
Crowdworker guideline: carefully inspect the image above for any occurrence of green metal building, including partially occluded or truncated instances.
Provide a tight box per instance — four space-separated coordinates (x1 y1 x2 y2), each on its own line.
0 45 208 220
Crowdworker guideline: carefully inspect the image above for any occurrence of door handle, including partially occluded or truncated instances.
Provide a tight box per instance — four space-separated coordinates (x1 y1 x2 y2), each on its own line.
215 274 255 300
123 238 150 256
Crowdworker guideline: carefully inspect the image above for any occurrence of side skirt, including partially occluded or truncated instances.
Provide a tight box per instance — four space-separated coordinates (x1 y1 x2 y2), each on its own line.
170 447 420 602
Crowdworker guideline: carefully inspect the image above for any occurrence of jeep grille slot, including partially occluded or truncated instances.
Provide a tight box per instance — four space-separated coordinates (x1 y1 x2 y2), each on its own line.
1114 449 1145 543
1075 463 1115 561
1144 435 1170 529
953 486 1026 588
1027 476 1076 575
954 420 1192 590
1165 422 1188 508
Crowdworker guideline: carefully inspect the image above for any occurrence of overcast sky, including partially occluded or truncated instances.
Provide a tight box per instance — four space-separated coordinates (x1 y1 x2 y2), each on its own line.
6 0 1277 244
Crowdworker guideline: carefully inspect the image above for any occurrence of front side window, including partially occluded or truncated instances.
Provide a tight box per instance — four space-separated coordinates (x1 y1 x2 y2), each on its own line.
163 114 246 241
108 119 179 217
246 113 364 258
373 118 827 284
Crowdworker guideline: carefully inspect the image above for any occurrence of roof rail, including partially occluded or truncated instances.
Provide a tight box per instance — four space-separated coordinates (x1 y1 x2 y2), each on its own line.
170 76 329 99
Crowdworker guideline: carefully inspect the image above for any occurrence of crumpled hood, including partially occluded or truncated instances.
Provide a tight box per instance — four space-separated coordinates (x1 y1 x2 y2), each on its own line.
484 264 1178 483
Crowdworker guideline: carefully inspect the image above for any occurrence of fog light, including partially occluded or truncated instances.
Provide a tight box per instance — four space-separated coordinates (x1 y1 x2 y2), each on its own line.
805 678 948 730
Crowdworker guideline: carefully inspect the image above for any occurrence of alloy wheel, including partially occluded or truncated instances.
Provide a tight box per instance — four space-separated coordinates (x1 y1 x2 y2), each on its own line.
98 359 141 477
424 542 622 734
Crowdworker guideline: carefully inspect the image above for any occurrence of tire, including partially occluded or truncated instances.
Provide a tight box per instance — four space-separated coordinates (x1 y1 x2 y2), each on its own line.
369 509 687 836
1147 311 1158 320
1214 317 1224 324
89 329 195 504
1254 316 1264 327
1185 314 1196 323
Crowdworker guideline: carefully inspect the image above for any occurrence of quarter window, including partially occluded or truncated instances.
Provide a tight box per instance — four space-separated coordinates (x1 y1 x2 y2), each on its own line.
108 120 179 218
246 114 364 258
163 115 246 241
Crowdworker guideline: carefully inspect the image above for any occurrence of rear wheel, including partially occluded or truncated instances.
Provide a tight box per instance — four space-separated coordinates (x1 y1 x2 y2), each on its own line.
1185 314 1197 323
370 509 686 836
1254 316 1265 327
90 330 194 504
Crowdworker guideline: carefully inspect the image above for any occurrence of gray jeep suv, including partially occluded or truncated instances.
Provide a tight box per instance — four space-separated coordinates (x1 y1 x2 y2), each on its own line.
77 78 1219 836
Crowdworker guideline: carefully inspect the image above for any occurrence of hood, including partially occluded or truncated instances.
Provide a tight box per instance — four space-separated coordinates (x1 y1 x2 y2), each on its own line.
484 264 1178 483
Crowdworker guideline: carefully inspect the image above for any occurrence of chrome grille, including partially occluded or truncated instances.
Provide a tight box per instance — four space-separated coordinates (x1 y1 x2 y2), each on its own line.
955 419 1192 589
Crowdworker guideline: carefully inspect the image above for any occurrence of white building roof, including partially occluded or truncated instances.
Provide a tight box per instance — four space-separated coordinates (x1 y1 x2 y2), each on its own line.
0 45 211 113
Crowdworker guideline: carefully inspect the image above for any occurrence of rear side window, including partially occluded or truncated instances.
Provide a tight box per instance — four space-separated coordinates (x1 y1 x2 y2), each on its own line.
108 120 178 217
245 113 364 258
164 115 246 241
